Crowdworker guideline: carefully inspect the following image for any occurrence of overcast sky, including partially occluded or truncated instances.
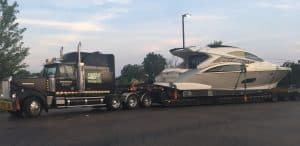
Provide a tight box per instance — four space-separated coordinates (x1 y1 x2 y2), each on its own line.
14 0 300 75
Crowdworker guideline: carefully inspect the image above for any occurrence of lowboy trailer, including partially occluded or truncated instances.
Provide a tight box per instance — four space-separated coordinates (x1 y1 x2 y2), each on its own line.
134 62 300 106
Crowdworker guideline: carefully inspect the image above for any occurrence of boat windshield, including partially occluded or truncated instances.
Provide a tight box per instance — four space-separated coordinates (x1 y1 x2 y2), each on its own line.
229 51 264 62
188 54 209 69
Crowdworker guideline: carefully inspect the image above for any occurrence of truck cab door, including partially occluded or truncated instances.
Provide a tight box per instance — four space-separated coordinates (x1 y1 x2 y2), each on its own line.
56 64 77 92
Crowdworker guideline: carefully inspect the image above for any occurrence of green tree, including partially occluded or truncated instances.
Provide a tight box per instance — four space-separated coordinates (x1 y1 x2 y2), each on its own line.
0 0 29 81
142 52 166 83
13 69 30 78
207 40 223 48
31 72 41 77
117 64 145 85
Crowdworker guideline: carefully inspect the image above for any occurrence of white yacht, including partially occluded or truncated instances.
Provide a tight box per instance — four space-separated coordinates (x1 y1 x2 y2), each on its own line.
155 46 289 95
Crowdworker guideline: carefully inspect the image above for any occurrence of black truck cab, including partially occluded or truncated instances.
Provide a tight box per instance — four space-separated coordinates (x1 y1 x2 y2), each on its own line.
0 51 124 118
43 51 116 92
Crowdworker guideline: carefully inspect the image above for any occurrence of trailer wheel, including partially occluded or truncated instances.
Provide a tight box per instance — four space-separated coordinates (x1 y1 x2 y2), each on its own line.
282 95 289 101
23 97 42 118
295 93 300 101
106 96 121 111
141 94 152 108
126 95 139 110
291 93 300 101
271 94 279 102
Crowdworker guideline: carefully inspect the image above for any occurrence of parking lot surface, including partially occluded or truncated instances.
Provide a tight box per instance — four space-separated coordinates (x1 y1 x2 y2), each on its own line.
1 102 300 146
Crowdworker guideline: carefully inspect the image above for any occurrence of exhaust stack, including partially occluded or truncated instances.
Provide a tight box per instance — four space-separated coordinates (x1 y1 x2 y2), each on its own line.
60 46 64 59
77 42 85 92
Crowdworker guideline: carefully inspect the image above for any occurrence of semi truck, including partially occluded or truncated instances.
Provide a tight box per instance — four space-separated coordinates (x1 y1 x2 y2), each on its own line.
0 44 151 118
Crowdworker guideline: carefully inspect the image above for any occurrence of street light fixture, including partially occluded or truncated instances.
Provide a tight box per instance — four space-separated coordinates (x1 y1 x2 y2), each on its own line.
182 13 191 49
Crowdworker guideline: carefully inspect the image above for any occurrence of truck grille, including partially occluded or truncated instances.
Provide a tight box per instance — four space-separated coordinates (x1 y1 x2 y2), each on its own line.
2 80 10 99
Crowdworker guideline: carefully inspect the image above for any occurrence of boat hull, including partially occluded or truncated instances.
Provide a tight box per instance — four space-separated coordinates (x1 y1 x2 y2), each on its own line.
155 69 289 91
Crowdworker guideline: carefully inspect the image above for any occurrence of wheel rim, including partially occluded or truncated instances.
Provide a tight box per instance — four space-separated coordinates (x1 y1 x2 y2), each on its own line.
30 101 41 115
128 97 137 108
143 97 151 107
112 99 120 109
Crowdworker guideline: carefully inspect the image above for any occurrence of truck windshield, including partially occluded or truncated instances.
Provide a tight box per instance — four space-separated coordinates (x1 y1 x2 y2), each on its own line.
44 65 57 77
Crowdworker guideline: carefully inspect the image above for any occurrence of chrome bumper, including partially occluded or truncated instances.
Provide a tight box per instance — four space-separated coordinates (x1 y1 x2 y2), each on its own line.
0 98 14 111
0 78 17 111
2 79 11 99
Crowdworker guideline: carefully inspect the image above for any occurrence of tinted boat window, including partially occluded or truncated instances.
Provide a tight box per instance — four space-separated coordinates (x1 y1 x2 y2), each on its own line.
245 52 264 62
206 65 242 73
229 51 264 62
213 57 254 64
188 54 209 69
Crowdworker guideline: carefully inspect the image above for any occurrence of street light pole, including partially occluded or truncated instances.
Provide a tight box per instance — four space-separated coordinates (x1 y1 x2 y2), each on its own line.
182 14 185 49
182 13 191 49
182 13 191 68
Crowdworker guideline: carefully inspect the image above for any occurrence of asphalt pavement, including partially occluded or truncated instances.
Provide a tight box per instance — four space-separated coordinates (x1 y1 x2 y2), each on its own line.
1 101 300 146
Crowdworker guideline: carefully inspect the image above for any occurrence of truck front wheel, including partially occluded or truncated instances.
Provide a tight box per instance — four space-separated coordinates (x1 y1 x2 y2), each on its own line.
23 97 42 118
106 96 121 111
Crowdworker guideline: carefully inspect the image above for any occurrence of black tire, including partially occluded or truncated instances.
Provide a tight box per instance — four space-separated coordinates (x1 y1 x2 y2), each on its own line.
106 96 121 111
294 93 300 101
161 98 171 107
23 97 42 118
291 93 300 101
141 94 152 108
271 94 279 102
160 91 171 107
282 95 289 101
295 96 300 101
126 95 139 110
